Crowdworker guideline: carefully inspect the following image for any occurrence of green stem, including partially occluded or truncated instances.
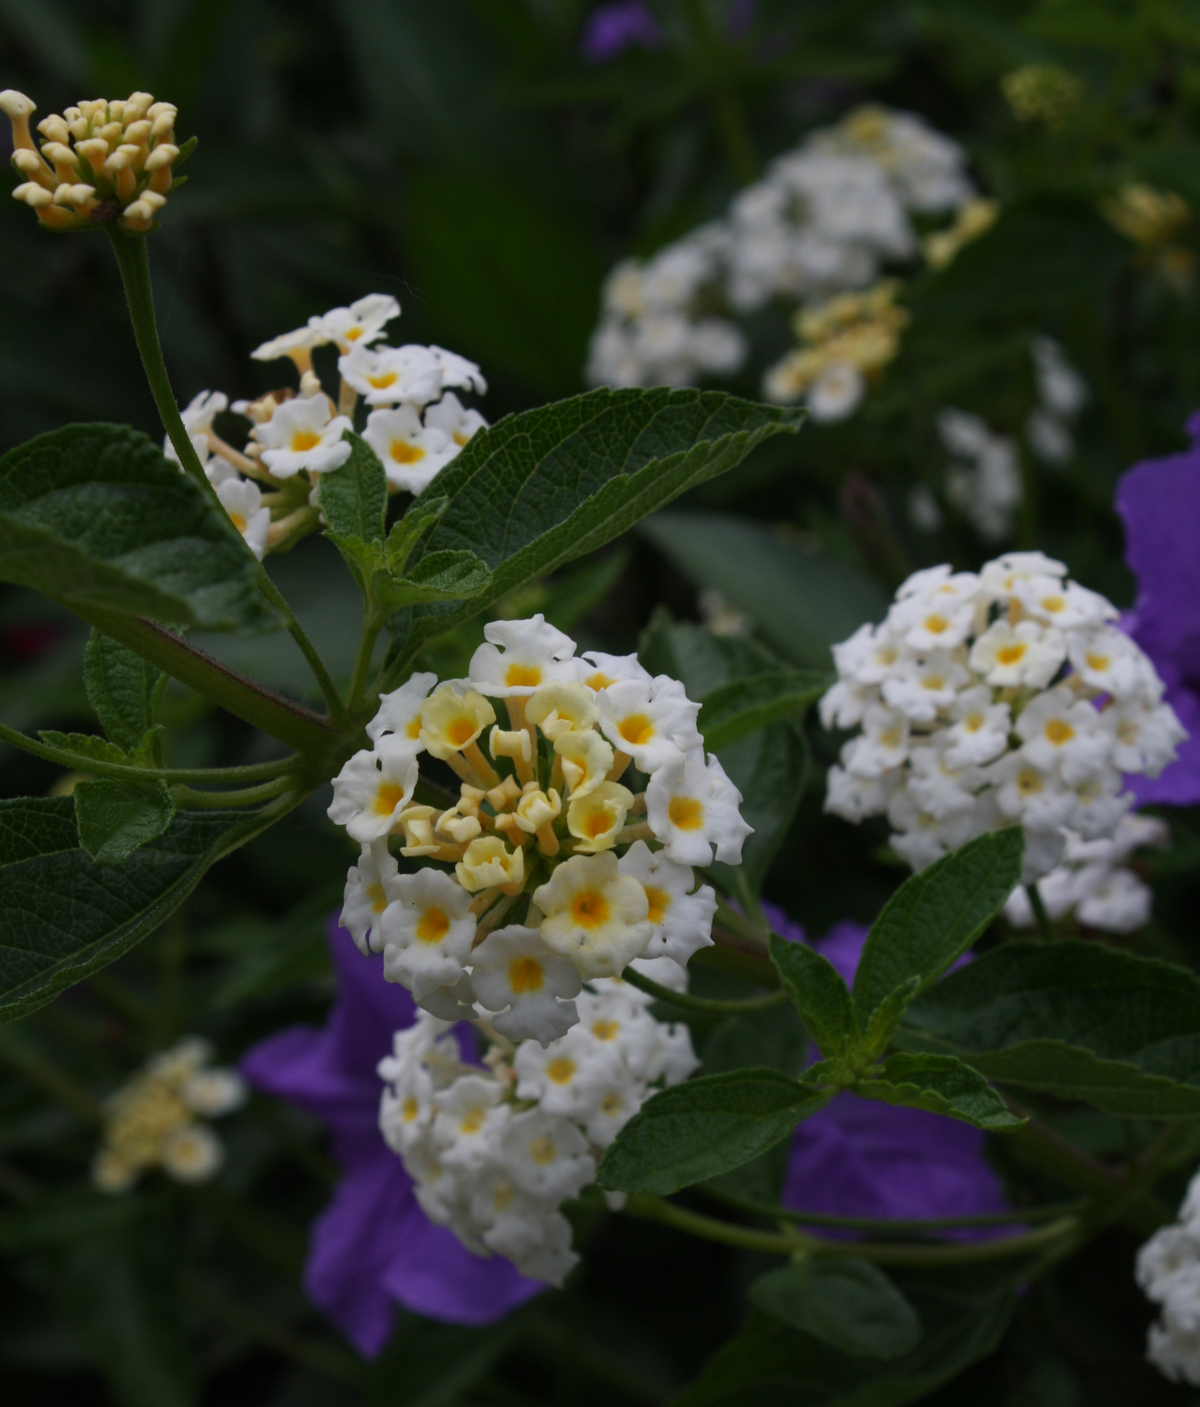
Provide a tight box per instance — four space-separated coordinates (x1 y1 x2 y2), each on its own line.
679 0 759 184
105 229 349 727
1025 881 1055 941
712 897 770 949
622 966 789 1014
701 1183 1088 1233
171 776 294 809
0 720 301 787
65 605 335 757
621 1194 1079 1267
346 607 384 717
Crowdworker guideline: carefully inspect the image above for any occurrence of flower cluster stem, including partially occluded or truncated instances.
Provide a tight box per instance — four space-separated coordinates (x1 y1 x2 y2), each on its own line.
622 966 789 1014
1025 880 1056 941
106 228 350 728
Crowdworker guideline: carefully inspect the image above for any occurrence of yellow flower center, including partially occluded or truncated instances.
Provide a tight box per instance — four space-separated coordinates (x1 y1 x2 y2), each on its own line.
1041 595 1065 614
668 797 704 831
1016 768 1043 796
584 811 613 839
390 439 425 464
996 644 1026 666
346 326 363 341
644 885 669 924
1118 719 1139 744
290 429 321 452
600 1091 623 1115
373 781 405 815
586 672 614 690
367 371 398 389
492 1183 514 1212
446 717 477 747
460 1108 485 1135
618 714 655 746
923 614 949 634
1044 719 1074 745
530 1136 557 1165
406 718 422 739
453 431 470 447
509 956 544 993
879 726 903 749
415 907 450 943
1085 652 1110 672
571 889 610 928
228 511 247 532
367 882 387 914
592 1019 619 1040
922 674 945 691
506 663 542 688
963 712 984 732
402 1096 419 1121
546 1058 575 1085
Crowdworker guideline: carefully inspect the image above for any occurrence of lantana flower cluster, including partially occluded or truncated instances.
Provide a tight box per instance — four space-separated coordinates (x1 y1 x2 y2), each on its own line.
165 294 486 559
330 615 750 1037
586 104 980 418
821 553 1186 881
377 980 697 1285
1138 1167 1200 1385
1003 813 1168 935
1 88 182 233
92 1037 246 1193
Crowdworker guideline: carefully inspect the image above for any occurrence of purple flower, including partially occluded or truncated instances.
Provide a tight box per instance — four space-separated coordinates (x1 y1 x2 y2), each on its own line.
241 919 540 1357
1115 413 1200 805
580 2 664 62
761 904 1008 1233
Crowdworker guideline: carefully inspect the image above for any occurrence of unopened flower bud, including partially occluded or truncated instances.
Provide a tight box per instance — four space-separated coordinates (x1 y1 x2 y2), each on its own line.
36 114 69 145
0 90 37 152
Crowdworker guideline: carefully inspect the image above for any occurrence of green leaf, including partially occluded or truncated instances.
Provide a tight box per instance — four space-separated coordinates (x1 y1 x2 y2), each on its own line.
769 932 856 1059
0 424 274 631
0 798 273 1023
387 389 804 671
74 779 176 865
640 510 887 669
382 548 493 607
596 1068 827 1195
903 940 1200 1118
386 495 449 575
852 829 1024 1029
857 977 923 1063
856 1053 1025 1132
38 730 130 768
316 431 388 543
639 614 810 893
673 1260 1023 1407
84 628 165 750
749 1259 922 1360
699 669 830 751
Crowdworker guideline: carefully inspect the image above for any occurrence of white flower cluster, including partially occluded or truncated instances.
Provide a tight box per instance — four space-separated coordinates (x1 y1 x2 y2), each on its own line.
586 105 975 397
821 553 1186 881
378 974 697 1285
1004 812 1168 934
938 409 1022 543
1138 1169 1200 1385
92 1037 246 1193
330 615 750 1041
165 294 487 559
1026 335 1089 467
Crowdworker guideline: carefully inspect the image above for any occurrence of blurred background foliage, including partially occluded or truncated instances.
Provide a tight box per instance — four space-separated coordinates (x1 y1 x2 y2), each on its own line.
4 0 1200 1403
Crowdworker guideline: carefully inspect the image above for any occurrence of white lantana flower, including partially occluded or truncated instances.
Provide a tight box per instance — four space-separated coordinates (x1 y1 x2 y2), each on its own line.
429 346 487 396
250 324 329 369
164 390 226 470
252 394 353 478
308 292 400 353
969 619 1066 689
424 391 487 448
328 739 420 844
596 677 703 772
338 343 445 406
469 615 577 698
366 672 438 747
1138 1166 1200 1385
362 405 457 493
215 477 270 560
645 751 753 866
379 870 477 1000
618 840 716 966
342 839 403 954
535 852 653 979
470 924 582 1045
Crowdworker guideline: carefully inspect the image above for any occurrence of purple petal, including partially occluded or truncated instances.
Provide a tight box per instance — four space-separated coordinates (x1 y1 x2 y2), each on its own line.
580 2 664 61
1116 419 1200 804
379 1216 542 1324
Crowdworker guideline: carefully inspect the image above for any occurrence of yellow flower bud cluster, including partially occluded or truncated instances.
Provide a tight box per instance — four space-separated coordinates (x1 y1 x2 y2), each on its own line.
1101 184 1194 293
1001 65 1083 130
1 88 183 233
763 280 910 418
91 1036 246 1193
923 197 1000 270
